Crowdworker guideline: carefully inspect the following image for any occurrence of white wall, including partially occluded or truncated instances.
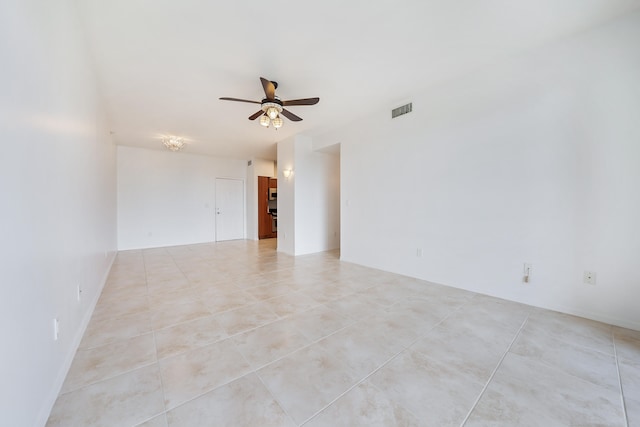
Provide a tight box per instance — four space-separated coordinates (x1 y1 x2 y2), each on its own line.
0 0 117 425
294 137 341 255
246 158 276 240
117 146 247 250
277 137 296 255
277 136 341 256
315 11 640 330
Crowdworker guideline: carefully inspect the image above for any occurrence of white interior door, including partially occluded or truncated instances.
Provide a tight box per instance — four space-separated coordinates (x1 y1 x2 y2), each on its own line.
215 178 244 241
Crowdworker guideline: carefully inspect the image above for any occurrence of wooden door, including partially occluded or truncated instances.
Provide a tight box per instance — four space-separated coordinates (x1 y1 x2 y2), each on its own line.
258 176 271 239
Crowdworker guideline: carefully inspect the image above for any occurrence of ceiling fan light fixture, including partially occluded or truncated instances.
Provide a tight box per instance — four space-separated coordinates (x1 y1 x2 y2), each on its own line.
267 106 279 120
272 117 283 129
261 101 282 118
259 115 270 127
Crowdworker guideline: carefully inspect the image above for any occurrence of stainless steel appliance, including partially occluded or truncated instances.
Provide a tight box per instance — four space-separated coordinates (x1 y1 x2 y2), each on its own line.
270 209 277 233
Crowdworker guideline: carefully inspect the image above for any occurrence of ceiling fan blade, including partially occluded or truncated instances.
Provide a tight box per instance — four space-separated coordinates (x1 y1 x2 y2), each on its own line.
281 108 303 122
248 110 265 120
219 97 261 104
283 97 320 106
260 77 275 100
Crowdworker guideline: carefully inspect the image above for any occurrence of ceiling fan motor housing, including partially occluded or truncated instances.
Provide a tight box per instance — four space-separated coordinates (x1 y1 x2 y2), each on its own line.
261 98 283 107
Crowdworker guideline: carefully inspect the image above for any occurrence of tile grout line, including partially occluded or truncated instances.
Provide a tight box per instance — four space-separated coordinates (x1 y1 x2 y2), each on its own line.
151 246 206 425
612 332 630 427
60 355 158 397
120 249 170 426
151 285 360 363
157 366 253 416
150 330 169 422
141 304 361 421
243 286 465 378
298 346 411 426
246 353 299 426
144 249 170 424
299 300 470 426
61 284 436 402
354 301 476 425
150 287 450 425
146 269 355 337
139 246 232 422
235 306 369 373
459 311 531 427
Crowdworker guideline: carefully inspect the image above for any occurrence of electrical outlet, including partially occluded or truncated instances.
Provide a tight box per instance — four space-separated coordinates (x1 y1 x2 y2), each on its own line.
77 284 82 302
583 271 596 285
416 248 423 257
53 318 59 341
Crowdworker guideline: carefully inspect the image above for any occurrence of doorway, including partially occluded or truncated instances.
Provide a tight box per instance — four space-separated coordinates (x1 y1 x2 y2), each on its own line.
215 178 244 241
258 176 278 239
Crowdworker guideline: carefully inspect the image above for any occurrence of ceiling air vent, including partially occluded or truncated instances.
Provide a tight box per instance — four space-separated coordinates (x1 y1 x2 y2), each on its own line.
392 103 412 119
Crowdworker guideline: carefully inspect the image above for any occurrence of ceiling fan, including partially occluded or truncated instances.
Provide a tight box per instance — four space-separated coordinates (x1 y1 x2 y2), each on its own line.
220 77 319 129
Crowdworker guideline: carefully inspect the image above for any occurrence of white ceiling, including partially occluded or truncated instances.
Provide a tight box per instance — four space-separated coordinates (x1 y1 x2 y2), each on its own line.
76 0 640 160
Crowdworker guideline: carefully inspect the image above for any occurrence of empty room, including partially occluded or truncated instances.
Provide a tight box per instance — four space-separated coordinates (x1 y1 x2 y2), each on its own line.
2 1 640 426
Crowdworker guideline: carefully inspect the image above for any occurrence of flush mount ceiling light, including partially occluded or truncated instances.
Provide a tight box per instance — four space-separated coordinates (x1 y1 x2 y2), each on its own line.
162 136 185 151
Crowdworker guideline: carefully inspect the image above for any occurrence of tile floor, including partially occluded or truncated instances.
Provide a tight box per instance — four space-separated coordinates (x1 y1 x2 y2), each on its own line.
47 239 640 426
